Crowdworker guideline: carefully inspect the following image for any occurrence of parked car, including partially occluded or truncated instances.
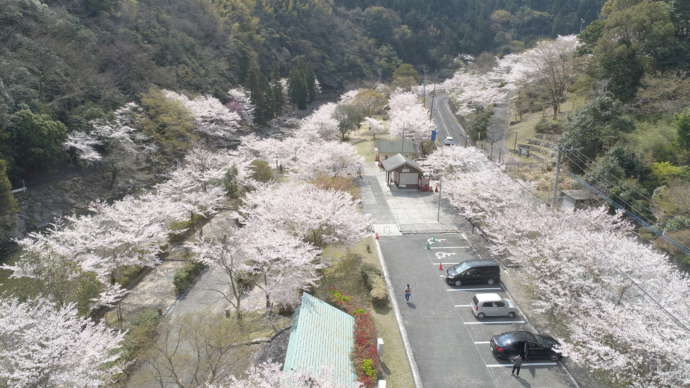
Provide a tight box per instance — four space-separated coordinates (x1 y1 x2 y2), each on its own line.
471 293 517 319
443 136 455 145
445 260 500 287
490 331 562 361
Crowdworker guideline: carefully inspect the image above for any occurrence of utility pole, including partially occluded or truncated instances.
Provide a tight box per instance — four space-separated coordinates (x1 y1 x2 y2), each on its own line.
429 84 436 120
423 69 427 106
401 126 405 153
437 175 442 222
551 148 562 208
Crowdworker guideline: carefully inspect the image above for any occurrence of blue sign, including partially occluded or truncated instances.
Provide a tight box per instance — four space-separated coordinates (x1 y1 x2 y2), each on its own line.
431 129 437 142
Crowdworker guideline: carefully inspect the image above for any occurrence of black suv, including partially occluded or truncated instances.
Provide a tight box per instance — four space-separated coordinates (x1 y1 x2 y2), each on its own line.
490 331 562 361
445 259 500 287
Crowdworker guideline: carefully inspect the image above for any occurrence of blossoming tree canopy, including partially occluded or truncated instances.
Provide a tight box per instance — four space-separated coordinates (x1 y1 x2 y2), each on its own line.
240 181 370 246
429 144 690 386
0 297 125 387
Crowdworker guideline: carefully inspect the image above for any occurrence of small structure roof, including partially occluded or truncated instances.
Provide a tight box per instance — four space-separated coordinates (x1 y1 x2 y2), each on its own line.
381 153 423 173
475 293 502 303
561 189 597 201
375 139 416 154
283 293 357 387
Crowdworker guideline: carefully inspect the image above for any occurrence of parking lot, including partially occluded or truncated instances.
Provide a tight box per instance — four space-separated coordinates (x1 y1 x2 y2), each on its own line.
379 232 577 388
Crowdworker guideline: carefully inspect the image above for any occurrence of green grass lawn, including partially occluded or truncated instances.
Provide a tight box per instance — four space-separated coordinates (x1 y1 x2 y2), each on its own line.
319 237 414 388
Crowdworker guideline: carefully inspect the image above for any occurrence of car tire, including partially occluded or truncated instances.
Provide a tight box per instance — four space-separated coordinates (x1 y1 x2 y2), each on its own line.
487 278 495 285
550 353 562 361
508 312 516 318
477 313 485 320
454 279 462 287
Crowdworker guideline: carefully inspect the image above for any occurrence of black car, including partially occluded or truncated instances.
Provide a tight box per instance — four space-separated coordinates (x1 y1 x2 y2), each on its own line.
445 259 500 287
490 331 562 361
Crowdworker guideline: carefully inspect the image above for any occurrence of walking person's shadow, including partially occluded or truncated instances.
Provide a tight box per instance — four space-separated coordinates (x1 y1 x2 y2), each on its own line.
514 375 531 387
406 301 416 309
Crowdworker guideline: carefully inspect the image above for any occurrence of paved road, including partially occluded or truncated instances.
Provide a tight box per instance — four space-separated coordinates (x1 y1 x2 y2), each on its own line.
380 233 576 388
428 93 469 145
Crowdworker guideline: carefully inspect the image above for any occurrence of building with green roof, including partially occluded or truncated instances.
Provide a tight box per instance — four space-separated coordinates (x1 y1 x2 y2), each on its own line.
283 293 358 387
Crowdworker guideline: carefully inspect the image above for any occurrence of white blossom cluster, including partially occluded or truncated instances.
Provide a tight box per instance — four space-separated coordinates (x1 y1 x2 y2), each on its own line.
0 298 125 387
436 35 578 114
162 90 245 138
1 89 370 385
388 90 433 144
65 102 155 162
212 362 348 387
430 145 690 386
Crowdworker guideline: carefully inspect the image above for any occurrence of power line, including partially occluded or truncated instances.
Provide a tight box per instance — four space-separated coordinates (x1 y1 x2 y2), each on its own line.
564 148 656 204
561 153 658 227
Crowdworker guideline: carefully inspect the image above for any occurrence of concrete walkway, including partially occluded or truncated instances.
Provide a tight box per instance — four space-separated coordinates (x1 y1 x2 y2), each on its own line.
361 163 459 235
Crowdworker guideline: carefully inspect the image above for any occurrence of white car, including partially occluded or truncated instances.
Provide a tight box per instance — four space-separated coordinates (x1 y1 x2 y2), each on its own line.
443 136 455 146
471 293 518 319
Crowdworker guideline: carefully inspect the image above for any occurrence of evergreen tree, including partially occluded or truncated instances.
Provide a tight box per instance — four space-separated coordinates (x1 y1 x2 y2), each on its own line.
288 66 308 110
270 77 284 118
246 58 272 124
0 159 17 217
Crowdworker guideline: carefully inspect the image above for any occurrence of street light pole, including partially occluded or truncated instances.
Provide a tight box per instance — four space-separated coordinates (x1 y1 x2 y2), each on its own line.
436 176 442 222
429 84 436 120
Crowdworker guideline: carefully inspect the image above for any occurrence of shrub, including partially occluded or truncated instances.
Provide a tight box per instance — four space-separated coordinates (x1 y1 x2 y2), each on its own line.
353 311 380 388
535 118 563 134
223 165 241 198
250 160 273 182
361 264 389 308
361 359 377 379
173 261 206 295
116 308 161 376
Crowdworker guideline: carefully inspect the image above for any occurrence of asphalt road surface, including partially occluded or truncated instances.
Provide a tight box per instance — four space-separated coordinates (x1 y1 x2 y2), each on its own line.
380 232 577 388
427 93 469 145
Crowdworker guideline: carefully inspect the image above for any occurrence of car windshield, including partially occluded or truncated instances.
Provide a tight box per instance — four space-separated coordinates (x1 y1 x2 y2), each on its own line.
496 332 535 346
450 262 470 274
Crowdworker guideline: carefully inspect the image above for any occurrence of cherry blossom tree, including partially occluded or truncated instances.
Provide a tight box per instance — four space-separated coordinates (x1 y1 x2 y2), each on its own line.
388 90 419 113
389 103 434 145
438 35 578 115
218 362 345 388
63 131 102 162
227 87 255 124
240 182 370 247
238 224 322 311
296 103 340 141
0 297 125 387
363 117 386 139
186 229 250 320
162 90 243 139
430 144 690 386
292 141 364 180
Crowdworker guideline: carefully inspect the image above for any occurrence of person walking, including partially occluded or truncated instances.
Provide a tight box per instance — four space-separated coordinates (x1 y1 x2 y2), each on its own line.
511 353 523 376
404 284 412 302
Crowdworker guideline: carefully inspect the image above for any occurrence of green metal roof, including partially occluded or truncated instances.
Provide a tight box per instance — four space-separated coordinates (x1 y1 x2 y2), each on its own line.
283 293 358 387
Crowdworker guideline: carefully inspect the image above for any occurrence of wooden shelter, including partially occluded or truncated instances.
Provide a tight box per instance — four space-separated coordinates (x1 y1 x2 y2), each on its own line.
381 153 424 189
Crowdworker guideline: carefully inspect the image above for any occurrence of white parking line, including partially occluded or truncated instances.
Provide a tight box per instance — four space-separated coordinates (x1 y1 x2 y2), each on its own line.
446 287 502 292
454 304 472 307
430 246 468 249
474 341 490 344
486 362 558 368
433 262 459 265
464 320 526 325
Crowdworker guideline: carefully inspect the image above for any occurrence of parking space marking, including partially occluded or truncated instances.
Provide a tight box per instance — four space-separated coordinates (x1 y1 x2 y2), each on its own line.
446 287 502 292
434 251 457 260
454 304 472 307
430 246 468 249
464 320 526 325
486 362 558 368
474 341 490 344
